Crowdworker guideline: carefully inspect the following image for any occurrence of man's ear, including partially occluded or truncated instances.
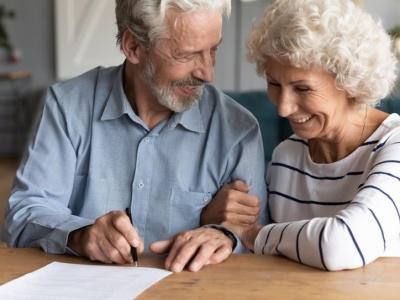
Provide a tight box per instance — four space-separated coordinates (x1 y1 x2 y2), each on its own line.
121 30 144 64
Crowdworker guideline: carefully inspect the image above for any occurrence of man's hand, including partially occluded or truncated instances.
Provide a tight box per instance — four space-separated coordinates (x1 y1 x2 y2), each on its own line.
221 222 263 251
67 210 144 264
201 180 261 226
149 227 233 272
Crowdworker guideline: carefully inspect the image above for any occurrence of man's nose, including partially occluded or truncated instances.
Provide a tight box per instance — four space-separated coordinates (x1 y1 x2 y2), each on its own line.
192 54 215 83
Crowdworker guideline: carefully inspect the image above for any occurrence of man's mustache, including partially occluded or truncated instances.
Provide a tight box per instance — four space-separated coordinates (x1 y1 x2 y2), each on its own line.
173 78 204 87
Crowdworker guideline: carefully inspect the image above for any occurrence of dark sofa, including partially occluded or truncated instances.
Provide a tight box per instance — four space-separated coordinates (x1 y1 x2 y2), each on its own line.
226 90 400 168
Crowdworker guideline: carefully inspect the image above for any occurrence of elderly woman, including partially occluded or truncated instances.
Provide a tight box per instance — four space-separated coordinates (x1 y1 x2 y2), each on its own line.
226 0 400 271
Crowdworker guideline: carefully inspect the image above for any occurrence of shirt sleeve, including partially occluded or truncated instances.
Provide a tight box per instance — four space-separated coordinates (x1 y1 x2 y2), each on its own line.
256 132 400 271
225 115 269 227
1 89 94 254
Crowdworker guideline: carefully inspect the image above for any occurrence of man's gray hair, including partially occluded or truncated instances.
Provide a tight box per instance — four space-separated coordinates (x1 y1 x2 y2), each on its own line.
115 0 231 51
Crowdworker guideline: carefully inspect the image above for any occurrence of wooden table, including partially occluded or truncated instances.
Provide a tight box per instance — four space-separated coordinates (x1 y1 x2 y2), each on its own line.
1 248 399 299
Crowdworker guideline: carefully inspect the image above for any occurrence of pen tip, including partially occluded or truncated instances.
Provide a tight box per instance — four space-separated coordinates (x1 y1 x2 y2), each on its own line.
134 262 138 267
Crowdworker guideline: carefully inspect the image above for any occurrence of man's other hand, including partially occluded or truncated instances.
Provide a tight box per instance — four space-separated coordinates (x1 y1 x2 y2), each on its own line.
149 227 233 272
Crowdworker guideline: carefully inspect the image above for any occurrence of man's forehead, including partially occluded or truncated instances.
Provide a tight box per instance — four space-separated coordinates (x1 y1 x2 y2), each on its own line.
166 8 222 34
164 9 222 45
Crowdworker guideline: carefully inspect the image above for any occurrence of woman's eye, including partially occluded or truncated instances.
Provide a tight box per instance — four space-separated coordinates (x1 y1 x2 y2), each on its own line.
296 87 310 92
268 82 280 87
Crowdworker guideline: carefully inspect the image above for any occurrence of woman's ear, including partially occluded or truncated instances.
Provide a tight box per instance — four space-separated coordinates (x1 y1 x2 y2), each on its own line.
121 30 143 64
345 90 357 103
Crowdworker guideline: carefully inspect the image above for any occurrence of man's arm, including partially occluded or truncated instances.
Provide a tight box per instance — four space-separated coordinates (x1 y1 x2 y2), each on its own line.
1 89 92 253
200 113 268 228
150 110 268 271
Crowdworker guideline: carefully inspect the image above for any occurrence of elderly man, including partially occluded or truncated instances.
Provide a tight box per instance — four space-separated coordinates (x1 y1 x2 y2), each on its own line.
1 0 267 272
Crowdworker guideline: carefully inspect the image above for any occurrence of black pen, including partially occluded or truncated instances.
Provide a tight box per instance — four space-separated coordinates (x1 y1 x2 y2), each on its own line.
125 207 138 267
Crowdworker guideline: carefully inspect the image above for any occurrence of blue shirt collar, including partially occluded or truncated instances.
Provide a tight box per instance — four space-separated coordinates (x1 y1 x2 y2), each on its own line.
101 65 134 121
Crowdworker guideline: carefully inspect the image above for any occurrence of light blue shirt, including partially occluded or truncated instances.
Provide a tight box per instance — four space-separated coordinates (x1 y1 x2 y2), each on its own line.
1 64 267 253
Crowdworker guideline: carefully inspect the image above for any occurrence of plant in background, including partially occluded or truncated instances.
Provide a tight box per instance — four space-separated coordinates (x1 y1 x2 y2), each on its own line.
388 26 400 38
0 5 18 63
388 25 400 57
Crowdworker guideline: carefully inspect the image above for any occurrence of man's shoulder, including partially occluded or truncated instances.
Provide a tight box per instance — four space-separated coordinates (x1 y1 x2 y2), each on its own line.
50 65 121 101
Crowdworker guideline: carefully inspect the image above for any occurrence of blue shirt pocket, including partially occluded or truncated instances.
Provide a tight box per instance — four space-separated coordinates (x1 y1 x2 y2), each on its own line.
168 189 212 236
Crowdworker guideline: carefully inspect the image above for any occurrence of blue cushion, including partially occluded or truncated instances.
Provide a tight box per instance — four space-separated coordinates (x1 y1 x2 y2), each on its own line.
376 97 400 115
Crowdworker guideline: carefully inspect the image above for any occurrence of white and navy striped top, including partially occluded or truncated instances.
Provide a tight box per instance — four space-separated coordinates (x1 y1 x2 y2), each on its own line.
256 113 400 271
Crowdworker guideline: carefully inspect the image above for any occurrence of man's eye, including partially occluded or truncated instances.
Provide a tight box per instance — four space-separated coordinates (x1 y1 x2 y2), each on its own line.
173 53 194 61
176 55 193 61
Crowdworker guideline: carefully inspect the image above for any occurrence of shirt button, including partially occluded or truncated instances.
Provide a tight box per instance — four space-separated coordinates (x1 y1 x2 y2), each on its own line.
144 137 150 143
203 195 209 202
138 181 144 189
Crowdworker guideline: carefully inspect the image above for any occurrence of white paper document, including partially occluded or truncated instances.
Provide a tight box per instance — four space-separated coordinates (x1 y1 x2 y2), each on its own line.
0 262 172 300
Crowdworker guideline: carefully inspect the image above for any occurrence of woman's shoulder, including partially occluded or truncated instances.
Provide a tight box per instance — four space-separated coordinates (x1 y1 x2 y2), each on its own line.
380 113 400 128
373 113 400 139
364 113 400 153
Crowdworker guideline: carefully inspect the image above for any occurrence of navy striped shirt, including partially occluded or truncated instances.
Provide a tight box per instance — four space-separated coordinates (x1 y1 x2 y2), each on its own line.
257 114 400 270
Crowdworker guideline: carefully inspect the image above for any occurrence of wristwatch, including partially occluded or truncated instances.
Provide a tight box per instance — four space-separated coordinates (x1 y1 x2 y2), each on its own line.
207 225 238 249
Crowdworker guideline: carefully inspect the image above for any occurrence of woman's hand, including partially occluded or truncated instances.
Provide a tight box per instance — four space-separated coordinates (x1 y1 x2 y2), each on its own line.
201 180 261 226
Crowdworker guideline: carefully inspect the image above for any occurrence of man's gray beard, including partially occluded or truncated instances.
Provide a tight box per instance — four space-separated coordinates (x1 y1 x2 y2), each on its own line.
140 60 204 113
